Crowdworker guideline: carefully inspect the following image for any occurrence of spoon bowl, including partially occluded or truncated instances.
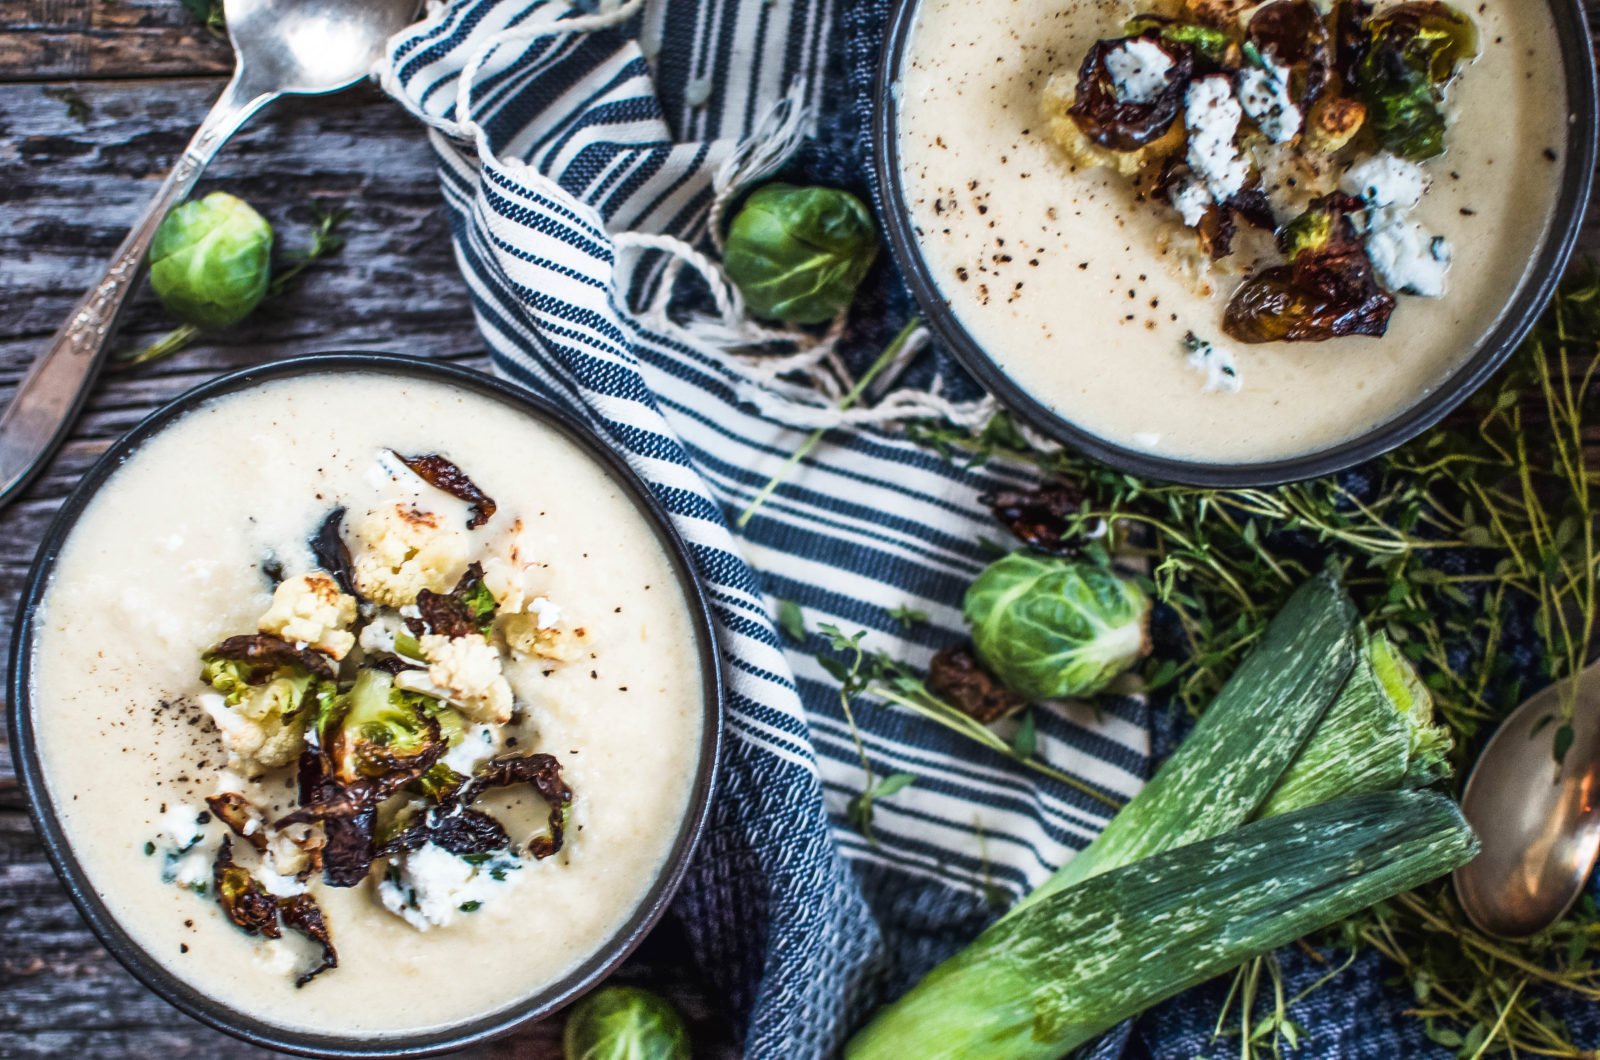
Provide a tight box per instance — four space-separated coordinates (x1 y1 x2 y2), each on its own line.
225 0 420 94
1455 660 1600 939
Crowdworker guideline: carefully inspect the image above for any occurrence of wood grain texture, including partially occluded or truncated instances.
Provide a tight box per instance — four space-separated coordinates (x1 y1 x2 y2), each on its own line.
0 0 231 81
0 1 1598 1057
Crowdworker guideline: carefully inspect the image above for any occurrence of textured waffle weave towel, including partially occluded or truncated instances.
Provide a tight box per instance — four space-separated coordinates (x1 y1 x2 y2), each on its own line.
375 2 1593 1058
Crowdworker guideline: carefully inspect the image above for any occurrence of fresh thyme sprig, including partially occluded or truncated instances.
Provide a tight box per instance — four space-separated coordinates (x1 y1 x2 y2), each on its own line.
898 264 1600 1056
815 623 917 842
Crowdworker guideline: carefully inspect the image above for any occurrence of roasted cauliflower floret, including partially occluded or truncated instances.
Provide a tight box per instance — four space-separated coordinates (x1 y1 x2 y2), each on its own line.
349 503 469 608
502 600 585 664
412 633 513 725
480 532 535 618
199 682 308 773
1042 73 1186 179
258 572 357 659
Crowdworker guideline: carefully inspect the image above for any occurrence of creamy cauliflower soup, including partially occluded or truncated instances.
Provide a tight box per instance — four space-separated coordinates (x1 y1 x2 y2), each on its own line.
26 371 706 1037
896 0 1570 462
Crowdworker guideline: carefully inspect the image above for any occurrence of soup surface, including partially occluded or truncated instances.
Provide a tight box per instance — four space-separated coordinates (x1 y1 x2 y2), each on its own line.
897 0 1569 462
29 371 705 1037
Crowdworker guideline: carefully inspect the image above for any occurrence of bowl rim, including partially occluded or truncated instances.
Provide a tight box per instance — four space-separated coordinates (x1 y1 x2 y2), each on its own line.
5 353 726 1058
870 0 1599 487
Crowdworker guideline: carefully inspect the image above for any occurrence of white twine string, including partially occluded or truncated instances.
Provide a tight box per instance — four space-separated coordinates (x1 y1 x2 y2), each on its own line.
390 4 999 435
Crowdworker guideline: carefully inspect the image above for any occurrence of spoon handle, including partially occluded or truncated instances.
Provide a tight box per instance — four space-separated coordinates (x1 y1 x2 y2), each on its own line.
0 71 277 508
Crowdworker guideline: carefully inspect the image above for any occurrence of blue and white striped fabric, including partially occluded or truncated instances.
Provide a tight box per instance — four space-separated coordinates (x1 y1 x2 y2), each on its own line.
378 3 1152 1055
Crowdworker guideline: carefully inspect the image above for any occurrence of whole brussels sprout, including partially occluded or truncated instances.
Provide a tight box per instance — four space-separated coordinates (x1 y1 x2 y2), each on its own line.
564 986 690 1060
148 191 273 330
722 183 878 324
963 553 1151 701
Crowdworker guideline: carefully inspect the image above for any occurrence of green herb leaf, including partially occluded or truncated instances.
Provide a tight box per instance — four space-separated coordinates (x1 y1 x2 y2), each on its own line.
777 599 808 642
1013 709 1038 759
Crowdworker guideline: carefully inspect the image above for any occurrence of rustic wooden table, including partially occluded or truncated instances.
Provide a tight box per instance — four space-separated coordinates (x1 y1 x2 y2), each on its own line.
1 2 1597 1058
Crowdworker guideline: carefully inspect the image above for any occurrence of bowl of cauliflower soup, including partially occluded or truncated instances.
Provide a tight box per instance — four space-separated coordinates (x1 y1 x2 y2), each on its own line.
7 355 722 1057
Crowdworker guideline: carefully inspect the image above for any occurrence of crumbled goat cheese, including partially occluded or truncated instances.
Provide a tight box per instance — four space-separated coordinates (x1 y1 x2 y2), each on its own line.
1236 59 1301 143
377 843 523 930
1185 75 1250 205
1341 152 1429 210
1364 208 1452 297
1106 39 1174 104
442 723 498 775
416 634 514 725
357 612 406 656
153 803 209 891
529 596 562 630
1184 332 1243 393
1169 178 1212 228
158 803 204 850
349 502 469 608
258 572 357 660
365 449 430 495
255 861 308 898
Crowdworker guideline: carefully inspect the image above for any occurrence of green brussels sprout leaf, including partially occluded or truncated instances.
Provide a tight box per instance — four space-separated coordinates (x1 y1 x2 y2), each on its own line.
962 553 1152 700
722 183 879 324
149 191 273 330
563 985 691 1060
1353 2 1476 160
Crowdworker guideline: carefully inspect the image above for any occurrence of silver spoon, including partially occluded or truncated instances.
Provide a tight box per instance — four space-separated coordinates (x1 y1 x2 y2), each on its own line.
0 0 418 507
1455 658 1600 938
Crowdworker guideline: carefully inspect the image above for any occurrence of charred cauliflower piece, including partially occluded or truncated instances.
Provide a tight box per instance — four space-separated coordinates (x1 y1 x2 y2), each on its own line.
199 685 308 772
406 634 514 725
258 572 357 660
502 607 586 664
349 503 469 608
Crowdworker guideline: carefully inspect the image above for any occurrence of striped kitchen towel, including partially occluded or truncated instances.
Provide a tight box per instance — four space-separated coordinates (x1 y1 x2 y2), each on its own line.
377 1 1156 1056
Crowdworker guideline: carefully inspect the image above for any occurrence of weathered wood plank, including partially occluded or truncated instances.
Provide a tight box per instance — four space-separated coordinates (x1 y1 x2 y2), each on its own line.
0 0 231 81
0 77 487 771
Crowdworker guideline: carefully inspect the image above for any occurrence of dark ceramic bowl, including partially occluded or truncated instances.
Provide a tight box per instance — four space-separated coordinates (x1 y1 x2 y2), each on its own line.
871 0 1598 487
6 354 724 1058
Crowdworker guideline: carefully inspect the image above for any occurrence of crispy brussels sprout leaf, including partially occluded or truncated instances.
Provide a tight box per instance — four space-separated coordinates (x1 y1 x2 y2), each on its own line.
277 672 449 887
395 453 497 529
1069 38 1195 151
206 633 336 682
408 562 497 640
377 806 511 858
1124 17 1235 62
1372 1 1478 82
411 761 468 803
981 482 1087 556
310 508 359 599
927 643 1027 724
206 793 267 853
1353 3 1474 160
323 669 445 786
1247 0 1331 107
1226 191 1396 342
277 894 338 988
1334 0 1375 85
214 837 281 938
459 753 574 860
